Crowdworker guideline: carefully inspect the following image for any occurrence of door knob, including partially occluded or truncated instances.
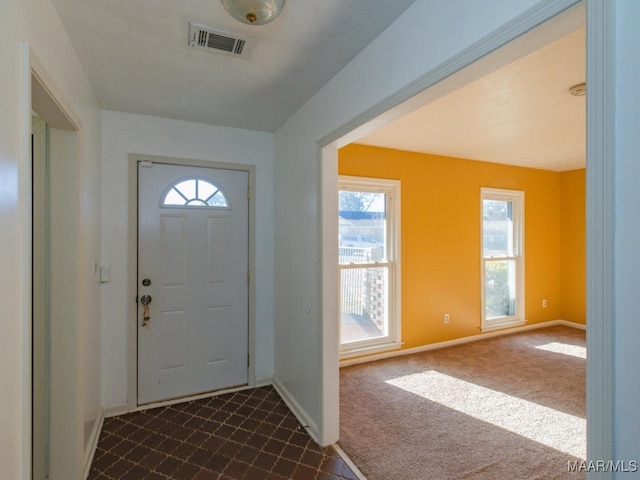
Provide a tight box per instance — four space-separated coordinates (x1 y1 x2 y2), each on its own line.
140 294 152 305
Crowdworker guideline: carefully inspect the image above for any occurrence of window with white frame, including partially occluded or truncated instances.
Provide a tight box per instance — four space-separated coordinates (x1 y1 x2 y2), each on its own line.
338 176 401 357
481 188 525 331
162 177 229 208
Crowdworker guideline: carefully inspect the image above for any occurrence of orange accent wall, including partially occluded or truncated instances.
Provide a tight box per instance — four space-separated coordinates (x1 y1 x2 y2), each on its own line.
339 144 585 350
559 169 586 324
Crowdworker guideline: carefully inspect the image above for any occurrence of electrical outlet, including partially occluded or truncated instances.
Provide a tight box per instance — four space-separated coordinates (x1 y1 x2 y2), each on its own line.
542 299 547 308
444 313 450 323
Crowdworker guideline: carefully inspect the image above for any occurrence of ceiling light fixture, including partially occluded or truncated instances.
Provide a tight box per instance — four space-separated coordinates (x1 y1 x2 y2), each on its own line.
569 82 586 97
220 0 286 25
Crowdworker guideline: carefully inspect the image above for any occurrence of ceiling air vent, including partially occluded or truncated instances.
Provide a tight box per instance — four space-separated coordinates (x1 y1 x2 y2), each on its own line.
188 22 251 57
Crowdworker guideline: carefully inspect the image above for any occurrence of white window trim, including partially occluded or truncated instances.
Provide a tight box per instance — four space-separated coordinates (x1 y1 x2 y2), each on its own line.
338 175 401 357
480 187 525 332
160 176 231 209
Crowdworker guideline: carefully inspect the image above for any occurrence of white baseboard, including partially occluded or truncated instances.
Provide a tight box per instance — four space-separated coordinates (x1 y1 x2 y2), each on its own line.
272 376 320 445
103 402 129 418
340 319 586 368
82 409 104 479
255 376 273 387
557 319 587 330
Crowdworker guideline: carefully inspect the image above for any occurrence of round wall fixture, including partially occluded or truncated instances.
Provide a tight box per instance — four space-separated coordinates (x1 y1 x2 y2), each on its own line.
220 0 286 25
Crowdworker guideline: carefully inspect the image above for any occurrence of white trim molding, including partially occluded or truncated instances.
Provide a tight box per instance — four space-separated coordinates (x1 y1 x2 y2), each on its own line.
333 444 368 480
82 411 104 480
20 42 33 480
338 175 401 357
480 188 525 332
585 0 615 473
272 377 320 445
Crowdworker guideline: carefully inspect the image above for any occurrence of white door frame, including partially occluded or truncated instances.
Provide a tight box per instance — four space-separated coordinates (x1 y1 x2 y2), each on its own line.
31 113 49 480
319 0 613 467
127 153 257 411
25 48 85 479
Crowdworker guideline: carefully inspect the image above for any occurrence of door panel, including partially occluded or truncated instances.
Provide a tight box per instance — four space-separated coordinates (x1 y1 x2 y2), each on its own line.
138 162 249 404
207 305 231 364
207 216 230 284
160 214 188 286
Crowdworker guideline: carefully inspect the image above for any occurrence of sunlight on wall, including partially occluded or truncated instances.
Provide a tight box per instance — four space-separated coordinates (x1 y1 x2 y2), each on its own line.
386 370 586 459
535 342 586 359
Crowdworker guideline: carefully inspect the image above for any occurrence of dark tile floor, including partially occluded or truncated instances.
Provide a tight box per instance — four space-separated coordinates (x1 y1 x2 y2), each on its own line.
88 386 358 480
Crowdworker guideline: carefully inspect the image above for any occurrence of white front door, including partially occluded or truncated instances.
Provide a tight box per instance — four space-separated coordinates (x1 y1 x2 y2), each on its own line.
137 162 249 404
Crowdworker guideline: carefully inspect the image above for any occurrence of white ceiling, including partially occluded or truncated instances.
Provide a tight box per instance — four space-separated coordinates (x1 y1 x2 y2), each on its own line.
51 1 585 172
357 27 586 172
50 0 417 132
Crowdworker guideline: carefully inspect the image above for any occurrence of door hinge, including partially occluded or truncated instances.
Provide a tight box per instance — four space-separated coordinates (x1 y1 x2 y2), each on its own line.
247 354 250 368
247 270 251 284
247 188 251 201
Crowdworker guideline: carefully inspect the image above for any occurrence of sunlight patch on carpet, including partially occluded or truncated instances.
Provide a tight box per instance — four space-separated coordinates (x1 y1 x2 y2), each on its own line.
534 342 586 359
386 370 586 459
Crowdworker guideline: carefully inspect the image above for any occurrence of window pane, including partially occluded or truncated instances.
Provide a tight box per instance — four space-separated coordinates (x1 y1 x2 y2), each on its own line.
483 199 514 257
162 178 229 208
341 266 389 344
339 190 386 265
175 179 197 200
164 188 187 205
484 259 517 319
207 191 228 207
197 179 216 200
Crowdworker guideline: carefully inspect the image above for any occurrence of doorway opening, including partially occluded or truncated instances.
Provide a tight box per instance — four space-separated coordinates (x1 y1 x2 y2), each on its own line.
31 62 82 478
320 1 592 473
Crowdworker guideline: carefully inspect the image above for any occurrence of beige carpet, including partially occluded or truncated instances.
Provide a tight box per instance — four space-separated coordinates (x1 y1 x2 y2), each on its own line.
339 326 586 480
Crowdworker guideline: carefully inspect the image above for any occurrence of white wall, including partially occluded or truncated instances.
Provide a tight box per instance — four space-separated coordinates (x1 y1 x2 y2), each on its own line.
0 1 102 479
614 0 640 470
273 0 580 446
100 111 275 408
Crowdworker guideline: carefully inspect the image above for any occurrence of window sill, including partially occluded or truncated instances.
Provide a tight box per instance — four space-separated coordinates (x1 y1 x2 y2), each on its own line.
339 341 403 360
481 319 525 333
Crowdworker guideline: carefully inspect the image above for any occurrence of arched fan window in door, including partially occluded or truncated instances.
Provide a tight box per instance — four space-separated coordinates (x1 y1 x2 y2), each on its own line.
162 177 229 208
